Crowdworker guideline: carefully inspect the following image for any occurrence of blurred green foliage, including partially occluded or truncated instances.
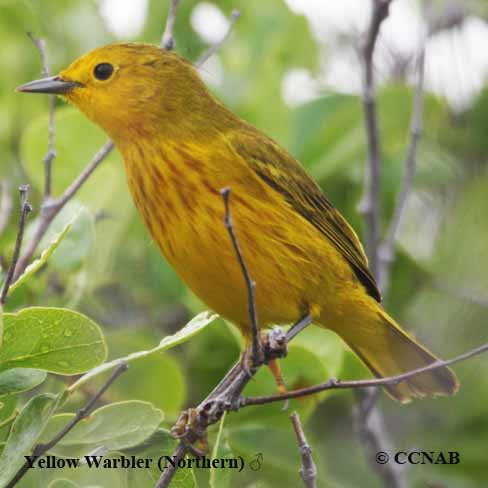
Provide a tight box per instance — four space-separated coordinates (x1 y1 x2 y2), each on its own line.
1 0 488 487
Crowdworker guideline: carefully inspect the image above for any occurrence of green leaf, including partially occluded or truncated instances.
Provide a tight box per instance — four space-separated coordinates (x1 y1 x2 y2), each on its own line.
0 394 18 428
22 201 96 275
105 328 187 422
0 393 58 487
0 368 47 397
39 400 163 458
210 412 233 488
45 203 96 272
0 307 107 375
69 311 217 392
9 214 76 294
48 480 80 488
123 429 196 487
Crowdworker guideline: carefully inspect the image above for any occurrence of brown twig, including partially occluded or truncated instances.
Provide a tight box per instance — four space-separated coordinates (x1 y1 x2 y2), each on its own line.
0 185 32 305
12 0 184 283
379 30 427 291
196 9 241 67
358 0 392 278
356 3 399 487
12 140 114 283
354 389 405 488
290 412 317 488
27 32 56 199
241 339 488 406
221 187 262 365
6 362 128 488
156 190 312 487
161 0 180 50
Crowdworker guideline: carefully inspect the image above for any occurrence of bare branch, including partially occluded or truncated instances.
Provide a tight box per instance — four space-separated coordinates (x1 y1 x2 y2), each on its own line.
196 9 241 67
156 443 187 488
290 412 317 488
379 29 427 291
358 0 392 278
11 141 113 283
221 187 262 365
157 313 311 488
161 0 180 50
56 140 114 208
0 186 32 305
27 32 56 199
6 362 128 488
354 389 405 488
286 314 313 342
156 189 313 487
241 339 488 406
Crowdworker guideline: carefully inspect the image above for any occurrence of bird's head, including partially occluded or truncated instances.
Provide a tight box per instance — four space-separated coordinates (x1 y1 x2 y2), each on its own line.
17 42 215 142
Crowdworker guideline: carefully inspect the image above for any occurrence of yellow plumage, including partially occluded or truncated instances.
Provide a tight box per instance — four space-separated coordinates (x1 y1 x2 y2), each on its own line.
18 42 459 402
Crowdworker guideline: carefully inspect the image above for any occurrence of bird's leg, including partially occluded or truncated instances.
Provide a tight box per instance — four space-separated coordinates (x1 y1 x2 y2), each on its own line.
267 358 287 394
261 326 289 407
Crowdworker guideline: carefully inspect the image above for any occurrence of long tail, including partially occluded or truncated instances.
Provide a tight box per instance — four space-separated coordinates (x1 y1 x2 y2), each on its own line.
329 304 459 403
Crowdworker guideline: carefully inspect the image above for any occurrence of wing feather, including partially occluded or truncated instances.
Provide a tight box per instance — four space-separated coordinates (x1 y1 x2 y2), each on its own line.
228 130 382 302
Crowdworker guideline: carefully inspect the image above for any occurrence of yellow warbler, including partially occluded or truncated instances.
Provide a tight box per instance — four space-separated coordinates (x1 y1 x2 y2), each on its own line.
18 43 458 402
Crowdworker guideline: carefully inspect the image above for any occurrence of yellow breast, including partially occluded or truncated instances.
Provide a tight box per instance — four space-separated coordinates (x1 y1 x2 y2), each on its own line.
120 136 357 331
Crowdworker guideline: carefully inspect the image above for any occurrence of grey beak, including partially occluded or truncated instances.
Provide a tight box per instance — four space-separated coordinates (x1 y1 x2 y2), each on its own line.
16 75 81 94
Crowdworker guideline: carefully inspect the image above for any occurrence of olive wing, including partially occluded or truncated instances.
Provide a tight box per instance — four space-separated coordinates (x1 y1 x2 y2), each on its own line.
228 130 381 302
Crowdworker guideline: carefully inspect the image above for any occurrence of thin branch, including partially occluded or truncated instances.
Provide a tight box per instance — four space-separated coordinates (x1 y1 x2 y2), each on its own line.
357 5 397 488
161 0 180 50
290 412 317 488
6 362 128 488
12 140 113 283
156 191 313 487
196 9 241 67
358 0 392 278
56 140 114 208
354 389 405 488
0 182 13 237
156 442 187 488
0 185 32 305
221 187 262 365
241 338 488 406
27 32 56 199
286 314 313 342
157 315 311 488
379 30 427 291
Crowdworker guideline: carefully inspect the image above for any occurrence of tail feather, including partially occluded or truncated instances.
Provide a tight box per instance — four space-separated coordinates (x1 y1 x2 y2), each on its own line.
332 307 459 403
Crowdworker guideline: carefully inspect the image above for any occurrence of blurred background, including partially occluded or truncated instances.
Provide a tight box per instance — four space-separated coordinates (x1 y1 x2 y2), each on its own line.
1 0 488 486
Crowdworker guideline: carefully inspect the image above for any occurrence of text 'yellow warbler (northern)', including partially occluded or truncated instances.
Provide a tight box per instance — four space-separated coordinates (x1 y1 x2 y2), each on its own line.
18 43 459 402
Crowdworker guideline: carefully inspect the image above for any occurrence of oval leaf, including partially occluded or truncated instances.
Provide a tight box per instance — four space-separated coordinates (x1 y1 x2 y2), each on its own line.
9 209 77 294
210 413 233 488
0 393 58 487
48 480 80 488
39 400 163 458
0 368 47 397
69 311 216 392
0 308 107 374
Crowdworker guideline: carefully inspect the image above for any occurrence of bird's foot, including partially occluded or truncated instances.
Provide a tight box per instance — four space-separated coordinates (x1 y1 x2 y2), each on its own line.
262 326 288 361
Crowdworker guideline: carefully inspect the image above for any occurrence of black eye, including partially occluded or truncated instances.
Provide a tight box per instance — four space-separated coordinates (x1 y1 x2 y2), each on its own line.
94 63 114 81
